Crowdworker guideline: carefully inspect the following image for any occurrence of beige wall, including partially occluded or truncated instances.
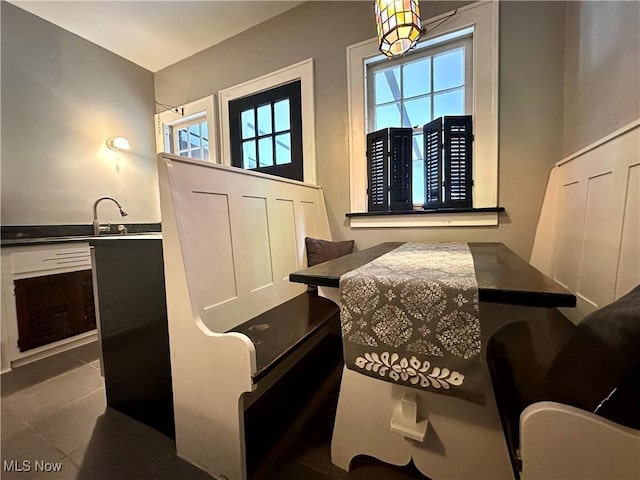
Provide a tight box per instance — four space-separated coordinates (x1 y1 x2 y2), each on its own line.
563 1 640 156
155 1 566 260
1 2 159 226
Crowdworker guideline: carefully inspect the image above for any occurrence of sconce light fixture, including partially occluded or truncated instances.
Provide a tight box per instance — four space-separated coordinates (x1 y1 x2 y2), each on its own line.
375 0 422 57
106 137 131 151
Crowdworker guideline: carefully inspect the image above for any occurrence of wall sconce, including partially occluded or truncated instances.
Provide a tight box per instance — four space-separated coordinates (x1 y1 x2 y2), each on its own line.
375 0 422 57
106 137 131 151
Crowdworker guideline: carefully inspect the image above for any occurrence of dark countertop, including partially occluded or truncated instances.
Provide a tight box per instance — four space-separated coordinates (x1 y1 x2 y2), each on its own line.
1 236 96 247
2 233 162 247
89 234 162 244
290 242 576 309
1 224 161 247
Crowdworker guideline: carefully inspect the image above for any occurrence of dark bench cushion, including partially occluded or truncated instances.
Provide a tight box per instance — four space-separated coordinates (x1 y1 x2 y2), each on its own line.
231 293 339 382
544 284 640 428
487 309 575 476
488 285 640 477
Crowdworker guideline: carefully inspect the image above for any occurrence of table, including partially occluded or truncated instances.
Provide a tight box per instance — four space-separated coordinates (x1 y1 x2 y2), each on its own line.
289 242 576 480
290 242 576 308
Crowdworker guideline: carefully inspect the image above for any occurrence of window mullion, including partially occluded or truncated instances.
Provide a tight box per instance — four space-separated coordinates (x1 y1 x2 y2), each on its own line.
271 101 276 167
253 108 259 168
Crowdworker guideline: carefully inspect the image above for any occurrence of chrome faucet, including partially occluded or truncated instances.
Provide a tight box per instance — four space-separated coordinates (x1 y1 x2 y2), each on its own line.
93 196 128 235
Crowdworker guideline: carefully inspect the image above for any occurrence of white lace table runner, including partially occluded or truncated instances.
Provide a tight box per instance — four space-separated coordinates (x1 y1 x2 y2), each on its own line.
339 242 484 403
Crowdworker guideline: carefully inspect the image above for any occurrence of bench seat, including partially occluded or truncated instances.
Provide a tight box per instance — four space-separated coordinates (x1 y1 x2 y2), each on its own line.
158 154 339 479
231 292 342 476
231 292 340 382
487 309 575 477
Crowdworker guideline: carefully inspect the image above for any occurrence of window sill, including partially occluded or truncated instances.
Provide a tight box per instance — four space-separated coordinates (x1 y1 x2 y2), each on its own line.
346 207 505 228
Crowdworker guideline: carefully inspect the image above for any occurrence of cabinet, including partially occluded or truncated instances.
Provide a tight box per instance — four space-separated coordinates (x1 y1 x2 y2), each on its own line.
90 236 174 438
15 270 96 351
0 242 97 373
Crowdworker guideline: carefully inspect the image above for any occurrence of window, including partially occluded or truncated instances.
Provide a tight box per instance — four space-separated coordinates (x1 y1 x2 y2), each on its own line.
347 1 499 227
219 59 317 184
366 33 473 206
154 95 216 162
228 80 303 181
173 118 209 160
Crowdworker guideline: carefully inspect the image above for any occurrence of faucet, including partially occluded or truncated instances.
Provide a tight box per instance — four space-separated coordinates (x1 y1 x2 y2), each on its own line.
93 196 128 235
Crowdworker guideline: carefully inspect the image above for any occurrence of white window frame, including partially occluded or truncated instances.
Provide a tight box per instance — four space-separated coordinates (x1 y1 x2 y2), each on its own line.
218 58 316 184
173 117 209 160
366 33 474 207
155 95 217 163
366 34 473 134
347 1 499 227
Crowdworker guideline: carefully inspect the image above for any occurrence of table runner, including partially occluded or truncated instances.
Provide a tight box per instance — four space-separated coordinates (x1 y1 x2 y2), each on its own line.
339 242 484 403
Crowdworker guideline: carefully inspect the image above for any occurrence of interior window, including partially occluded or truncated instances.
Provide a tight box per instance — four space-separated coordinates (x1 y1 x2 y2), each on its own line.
172 118 208 161
228 80 303 181
154 95 216 163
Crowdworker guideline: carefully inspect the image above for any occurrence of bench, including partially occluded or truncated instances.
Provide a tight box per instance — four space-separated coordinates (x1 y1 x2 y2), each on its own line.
489 121 640 480
157 154 342 480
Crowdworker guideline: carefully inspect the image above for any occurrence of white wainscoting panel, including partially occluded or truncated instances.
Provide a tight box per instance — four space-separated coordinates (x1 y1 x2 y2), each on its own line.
579 171 619 308
271 199 299 282
531 121 640 323
617 164 640 298
241 196 274 293
185 192 238 311
553 181 585 292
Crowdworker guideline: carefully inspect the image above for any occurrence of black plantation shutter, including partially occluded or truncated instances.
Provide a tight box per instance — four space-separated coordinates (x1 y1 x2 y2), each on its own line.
423 117 443 209
422 115 473 209
367 128 413 212
444 116 473 208
366 129 389 212
389 128 413 211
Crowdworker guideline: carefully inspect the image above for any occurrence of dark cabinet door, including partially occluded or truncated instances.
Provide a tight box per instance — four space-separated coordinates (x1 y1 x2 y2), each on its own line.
15 270 96 352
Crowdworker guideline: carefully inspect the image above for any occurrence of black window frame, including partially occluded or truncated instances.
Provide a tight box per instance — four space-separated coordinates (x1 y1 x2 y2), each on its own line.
229 80 303 181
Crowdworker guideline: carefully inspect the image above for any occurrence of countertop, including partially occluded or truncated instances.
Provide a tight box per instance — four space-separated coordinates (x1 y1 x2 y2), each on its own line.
2 233 162 247
1 223 161 247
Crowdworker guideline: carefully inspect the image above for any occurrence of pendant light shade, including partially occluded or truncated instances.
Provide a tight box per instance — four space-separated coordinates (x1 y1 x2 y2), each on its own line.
375 0 422 57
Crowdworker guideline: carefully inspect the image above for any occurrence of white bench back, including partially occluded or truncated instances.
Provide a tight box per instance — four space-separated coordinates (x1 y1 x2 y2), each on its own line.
530 121 639 323
158 154 331 332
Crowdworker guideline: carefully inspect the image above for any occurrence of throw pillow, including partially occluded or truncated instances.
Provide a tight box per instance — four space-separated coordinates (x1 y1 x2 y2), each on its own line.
305 237 355 292
544 283 640 428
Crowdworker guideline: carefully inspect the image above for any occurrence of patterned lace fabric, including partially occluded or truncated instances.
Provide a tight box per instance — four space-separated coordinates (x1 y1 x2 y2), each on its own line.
339 242 484 404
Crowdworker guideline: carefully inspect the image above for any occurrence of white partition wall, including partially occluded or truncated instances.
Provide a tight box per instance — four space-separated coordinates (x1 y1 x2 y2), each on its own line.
158 154 331 480
161 154 330 333
531 121 640 323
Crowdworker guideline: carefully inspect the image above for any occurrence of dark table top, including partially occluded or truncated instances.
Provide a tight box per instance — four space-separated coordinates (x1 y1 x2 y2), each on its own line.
290 242 576 308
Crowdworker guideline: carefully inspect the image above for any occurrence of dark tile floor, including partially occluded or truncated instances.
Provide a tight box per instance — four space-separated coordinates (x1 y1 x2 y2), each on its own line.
1 342 427 480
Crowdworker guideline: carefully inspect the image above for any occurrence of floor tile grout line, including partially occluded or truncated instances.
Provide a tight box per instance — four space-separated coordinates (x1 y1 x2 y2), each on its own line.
62 448 86 469
1 360 96 396
5 385 106 443
27 385 106 431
